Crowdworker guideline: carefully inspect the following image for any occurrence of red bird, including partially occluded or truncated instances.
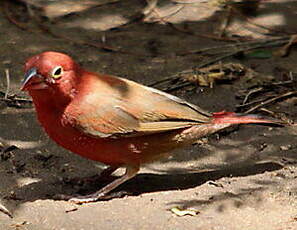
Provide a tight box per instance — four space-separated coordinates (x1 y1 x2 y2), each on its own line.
21 51 279 203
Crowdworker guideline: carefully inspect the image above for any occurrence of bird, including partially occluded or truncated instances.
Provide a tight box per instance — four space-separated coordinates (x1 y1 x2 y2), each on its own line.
21 51 280 203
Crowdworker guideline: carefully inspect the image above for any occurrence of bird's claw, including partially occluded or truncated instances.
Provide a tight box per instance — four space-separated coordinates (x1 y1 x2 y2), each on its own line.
53 191 131 204
70 191 131 204
52 193 102 204
69 196 102 204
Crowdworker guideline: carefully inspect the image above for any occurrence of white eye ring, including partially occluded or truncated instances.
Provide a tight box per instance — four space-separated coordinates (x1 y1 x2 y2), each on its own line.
51 66 63 79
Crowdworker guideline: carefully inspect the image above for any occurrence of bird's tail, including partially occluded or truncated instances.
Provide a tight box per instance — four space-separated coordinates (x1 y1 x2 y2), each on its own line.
170 111 283 148
211 111 283 125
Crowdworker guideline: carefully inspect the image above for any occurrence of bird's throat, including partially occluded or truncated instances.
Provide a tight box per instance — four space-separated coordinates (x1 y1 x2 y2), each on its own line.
29 89 71 114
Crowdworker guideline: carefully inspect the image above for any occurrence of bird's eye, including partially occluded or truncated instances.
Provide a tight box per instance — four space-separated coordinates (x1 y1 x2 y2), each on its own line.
50 66 63 79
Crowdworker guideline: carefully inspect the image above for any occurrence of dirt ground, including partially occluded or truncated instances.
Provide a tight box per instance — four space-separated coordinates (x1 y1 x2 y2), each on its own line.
1 0 297 229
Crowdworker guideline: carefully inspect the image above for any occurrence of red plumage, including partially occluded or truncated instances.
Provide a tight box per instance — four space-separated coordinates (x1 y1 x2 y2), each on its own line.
21 51 280 203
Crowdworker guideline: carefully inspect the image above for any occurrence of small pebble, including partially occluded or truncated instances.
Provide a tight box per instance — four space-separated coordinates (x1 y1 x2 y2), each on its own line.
280 145 292 151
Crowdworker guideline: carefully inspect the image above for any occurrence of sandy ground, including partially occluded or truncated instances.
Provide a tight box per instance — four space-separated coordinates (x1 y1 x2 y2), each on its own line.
0 1 297 229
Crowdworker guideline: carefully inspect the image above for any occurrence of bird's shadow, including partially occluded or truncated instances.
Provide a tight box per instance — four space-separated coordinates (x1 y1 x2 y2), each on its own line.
12 161 282 203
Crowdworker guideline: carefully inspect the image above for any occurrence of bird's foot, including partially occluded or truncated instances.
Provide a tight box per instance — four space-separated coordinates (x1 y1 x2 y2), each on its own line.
69 191 130 204
53 191 130 204
68 194 105 204
54 165 137 204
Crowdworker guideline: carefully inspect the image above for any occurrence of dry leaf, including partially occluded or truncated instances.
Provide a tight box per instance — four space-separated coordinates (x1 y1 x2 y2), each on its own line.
170 207 200 217
180 63 246 88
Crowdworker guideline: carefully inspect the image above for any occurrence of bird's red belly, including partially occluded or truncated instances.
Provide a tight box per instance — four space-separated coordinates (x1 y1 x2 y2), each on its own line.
37 111 200 166
40 118 157 166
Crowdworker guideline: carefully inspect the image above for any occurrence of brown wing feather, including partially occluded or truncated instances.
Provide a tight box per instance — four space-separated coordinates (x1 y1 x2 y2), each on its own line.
65 73 211 138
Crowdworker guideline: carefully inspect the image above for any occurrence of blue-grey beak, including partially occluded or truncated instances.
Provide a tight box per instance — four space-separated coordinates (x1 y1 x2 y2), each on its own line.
21 67 42 91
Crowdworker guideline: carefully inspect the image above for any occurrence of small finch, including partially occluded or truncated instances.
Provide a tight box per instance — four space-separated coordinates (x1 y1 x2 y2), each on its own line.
21 51 280 203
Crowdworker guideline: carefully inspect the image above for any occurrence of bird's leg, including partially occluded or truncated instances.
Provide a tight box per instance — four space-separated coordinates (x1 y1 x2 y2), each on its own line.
69 165 140 204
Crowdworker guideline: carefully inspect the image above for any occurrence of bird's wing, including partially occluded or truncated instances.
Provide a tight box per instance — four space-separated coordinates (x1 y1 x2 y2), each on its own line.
65 74 212 138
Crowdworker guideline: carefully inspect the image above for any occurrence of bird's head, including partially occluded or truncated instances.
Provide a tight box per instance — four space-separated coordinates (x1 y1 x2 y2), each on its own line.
21 51 80 95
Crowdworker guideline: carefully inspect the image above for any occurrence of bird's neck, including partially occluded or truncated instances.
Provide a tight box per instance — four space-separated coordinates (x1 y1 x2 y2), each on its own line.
29 89 72 116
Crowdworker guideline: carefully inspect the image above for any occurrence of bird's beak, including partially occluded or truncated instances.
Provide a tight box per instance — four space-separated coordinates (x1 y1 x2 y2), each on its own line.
21 67 45 91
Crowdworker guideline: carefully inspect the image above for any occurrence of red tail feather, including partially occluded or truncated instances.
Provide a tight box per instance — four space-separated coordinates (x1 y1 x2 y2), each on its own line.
212 111 280 125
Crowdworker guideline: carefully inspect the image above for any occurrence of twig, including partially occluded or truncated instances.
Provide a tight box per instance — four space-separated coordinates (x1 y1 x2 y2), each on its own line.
0 97 32 103
275 35 297 57
177 36 290 56
150 4 185 22
0 202 13 218
236 97 272 108
244 91 297 114
242 87 263 105
141 0 240 42
4 69 10 100
0 90 32 107
150 36 290 91
165 82 192 92
150 51 253 90
259 108 294 124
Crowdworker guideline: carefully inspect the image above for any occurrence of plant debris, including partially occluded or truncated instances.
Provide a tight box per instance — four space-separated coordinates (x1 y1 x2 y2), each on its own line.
170 207 200 217
275 34 297 57
0 202 13 218
179 63 247 88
